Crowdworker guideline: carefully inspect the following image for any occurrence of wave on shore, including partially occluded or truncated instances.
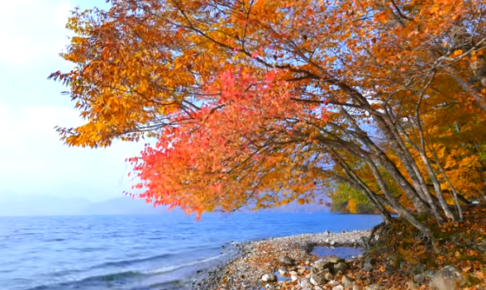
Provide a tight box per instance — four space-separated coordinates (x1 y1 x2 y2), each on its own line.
27 247 237 290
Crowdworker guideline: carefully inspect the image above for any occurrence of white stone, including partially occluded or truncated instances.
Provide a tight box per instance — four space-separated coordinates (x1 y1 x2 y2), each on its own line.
299 278 312 288
290 271 299 282
262 273 277 282
430 266 468 290
329 280 340 286
265 283 276 290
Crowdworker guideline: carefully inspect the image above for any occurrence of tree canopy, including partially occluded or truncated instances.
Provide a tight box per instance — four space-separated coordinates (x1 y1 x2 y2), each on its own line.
51 0 486 237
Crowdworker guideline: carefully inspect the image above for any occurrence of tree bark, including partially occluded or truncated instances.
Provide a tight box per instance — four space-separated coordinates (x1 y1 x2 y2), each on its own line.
393 120 456 220
382 108 446 223
411 73 455 221
427 143 463 221
336 106 432 216
365 158 434 238
444 67 486 112
329 149 393 223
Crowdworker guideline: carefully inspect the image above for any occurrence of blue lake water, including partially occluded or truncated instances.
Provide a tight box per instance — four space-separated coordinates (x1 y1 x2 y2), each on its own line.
0 213 382 290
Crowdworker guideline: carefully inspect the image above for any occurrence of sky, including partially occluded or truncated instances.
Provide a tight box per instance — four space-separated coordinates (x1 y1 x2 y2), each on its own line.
0 0 145 202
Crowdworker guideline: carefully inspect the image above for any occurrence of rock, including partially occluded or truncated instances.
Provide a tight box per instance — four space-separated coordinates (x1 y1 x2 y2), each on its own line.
342 275 355 289
407 280 418 290
329 280 340 286
424 270 435 278
299 278 312 288
333 262 349 273
333 286 344 290
328 255 345 264
297 265 307 275
413 273 425 284
280 255 295 266
325 272 334 281
314 287 324 290
313 259 334 271
262 273 278 282
310 272 327 285
365 257 376 265
430 265 469 290
412 263 426 275
363 262 373 272
290 271 299 282
278 267 288 276
364 285 381 290
353 285 361 290
265 284 276 290
478 239 486 253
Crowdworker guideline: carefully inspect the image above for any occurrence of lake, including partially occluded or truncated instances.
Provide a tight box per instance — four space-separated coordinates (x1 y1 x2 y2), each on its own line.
0 213 382 290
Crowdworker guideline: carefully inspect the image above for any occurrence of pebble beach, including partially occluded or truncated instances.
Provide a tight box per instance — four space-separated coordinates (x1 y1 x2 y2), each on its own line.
195 230 371 290
195 220 486 290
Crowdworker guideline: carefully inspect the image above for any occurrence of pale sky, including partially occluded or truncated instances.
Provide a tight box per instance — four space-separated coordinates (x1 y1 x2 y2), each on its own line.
0 0 145 202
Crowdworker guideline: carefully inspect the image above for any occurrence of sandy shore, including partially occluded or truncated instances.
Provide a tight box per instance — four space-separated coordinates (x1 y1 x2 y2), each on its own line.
195 230 371 290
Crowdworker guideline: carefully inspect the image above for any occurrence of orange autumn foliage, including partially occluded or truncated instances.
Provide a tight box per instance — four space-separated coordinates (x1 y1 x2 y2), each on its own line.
51 0 486 229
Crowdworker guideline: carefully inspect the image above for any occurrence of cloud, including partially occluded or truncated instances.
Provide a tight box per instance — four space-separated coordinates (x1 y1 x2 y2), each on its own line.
0 104 144 201
0 0 146 202
0 0 72 67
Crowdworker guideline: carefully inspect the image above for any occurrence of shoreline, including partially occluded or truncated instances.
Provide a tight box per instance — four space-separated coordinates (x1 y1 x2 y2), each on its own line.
194 230 371 290
193 215 486 290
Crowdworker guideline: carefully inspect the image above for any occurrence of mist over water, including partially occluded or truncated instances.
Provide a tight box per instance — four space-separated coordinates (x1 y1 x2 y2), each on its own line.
0 213 382 290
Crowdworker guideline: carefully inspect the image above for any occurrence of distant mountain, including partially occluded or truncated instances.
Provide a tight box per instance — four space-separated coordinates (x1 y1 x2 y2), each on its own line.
0 192 184 216
81 196 329 215
80 196 182 215
235 198 331 214
0 191 91 216
0 191 329 216
255 201 330 213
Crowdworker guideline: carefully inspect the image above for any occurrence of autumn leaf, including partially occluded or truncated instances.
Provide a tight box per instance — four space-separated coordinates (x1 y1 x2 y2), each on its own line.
51 0 486 235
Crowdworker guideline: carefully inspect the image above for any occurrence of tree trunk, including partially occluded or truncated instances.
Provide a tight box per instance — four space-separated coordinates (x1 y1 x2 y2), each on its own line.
445 67 486 112
394 119 455 220
411 73 455 221
417 148 456 220
381 108 446 223
329 149 393 223
337 106 431 216
428 144 463 221
365 159 434 238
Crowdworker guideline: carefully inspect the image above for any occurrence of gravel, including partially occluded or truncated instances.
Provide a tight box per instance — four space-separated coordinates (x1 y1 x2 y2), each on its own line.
194 230 370 290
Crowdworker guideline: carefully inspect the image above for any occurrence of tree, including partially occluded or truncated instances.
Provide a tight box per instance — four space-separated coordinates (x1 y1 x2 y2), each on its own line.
51 0 486 237
329 183 376 214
